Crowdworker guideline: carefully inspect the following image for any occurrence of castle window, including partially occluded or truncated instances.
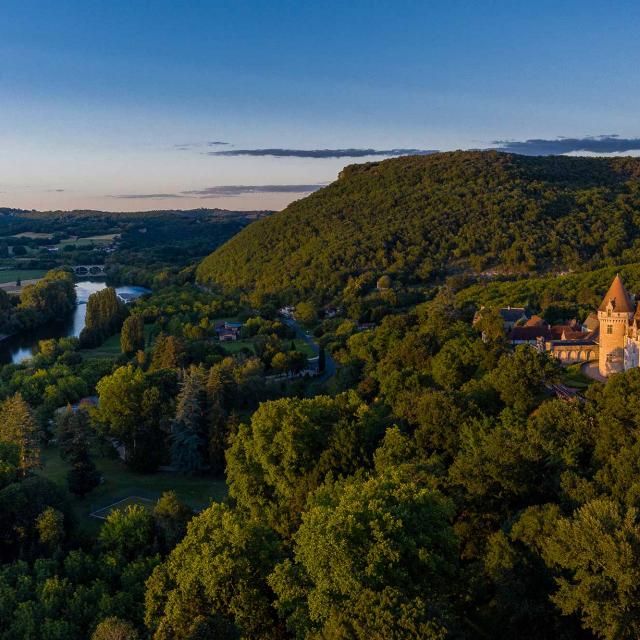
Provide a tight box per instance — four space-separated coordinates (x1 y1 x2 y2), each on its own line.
608 309 612 317
607 324 613 334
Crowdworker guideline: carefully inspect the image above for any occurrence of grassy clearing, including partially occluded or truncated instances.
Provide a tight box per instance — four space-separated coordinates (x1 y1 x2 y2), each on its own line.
81 333 123 359
220 337 315 357
80 326 154 360
0 269 47 283
12 232 55 239
220 338 255 354
561 363 594 389
39 446 226 531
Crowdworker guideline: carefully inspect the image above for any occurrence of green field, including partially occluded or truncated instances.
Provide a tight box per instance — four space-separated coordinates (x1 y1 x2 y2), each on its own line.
39 446 226 530
56 234 116 248
80 333 123 359
0 269 47 283
221 337 315 357
80 326 154 360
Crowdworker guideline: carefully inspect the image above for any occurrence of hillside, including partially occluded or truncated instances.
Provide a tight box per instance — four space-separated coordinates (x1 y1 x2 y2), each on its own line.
196 151 640 301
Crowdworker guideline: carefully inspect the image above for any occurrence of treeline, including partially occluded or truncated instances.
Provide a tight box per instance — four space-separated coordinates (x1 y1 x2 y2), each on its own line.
0 269 76 334
197 151 640 302
79 287 127 348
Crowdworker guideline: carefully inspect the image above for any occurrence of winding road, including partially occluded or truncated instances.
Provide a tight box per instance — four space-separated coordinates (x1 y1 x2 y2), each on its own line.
281 316 337 383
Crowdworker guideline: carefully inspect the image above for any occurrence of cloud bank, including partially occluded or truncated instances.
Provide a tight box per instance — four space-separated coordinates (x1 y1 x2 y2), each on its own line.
111 184 325 200
182 184 326 197
206 148 438 159
493 135 640 155
174 141 230 150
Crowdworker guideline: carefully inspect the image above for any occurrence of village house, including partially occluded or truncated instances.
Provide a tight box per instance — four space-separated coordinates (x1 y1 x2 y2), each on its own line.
279 305 295 318
215 320 243 342
497 306 529 329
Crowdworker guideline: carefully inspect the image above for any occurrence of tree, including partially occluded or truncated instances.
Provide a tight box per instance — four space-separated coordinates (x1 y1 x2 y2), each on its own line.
67 458 99 498
431 337 480 390
91 617 140 640
295 301 317 324
145 503 283 640
99 504 156 560
121 315 145 355
269 472 458 639
376 274 392 290
36 506 65 553
226 394 387 536
0 393 41 477
543 497 640 640
153 491 193 552
150 334 185 370
473 306 507 342
489 346 559 413
318 345 326 373
170 366 207 473
94 365 172 470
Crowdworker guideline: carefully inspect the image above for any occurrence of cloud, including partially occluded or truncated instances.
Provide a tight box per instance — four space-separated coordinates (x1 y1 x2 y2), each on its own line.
181 184 327 198
206 148 438 159
492 135 640 155
173 141 230 150
109 184 326 200
110 193 183 199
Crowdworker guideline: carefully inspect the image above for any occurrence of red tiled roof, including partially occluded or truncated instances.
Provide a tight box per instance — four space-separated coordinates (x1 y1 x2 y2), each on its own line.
508 326 552 341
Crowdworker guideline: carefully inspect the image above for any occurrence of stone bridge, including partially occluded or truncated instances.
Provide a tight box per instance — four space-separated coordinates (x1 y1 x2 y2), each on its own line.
71 264 107 276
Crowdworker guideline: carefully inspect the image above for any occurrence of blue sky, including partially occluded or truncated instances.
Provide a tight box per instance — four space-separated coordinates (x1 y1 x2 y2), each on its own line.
1 1 640 211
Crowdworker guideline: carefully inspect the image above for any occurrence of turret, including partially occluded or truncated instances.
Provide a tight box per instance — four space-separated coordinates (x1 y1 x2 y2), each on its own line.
598 274 634 376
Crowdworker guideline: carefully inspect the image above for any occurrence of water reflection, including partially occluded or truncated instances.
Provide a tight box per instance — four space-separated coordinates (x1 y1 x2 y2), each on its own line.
0 279 150 365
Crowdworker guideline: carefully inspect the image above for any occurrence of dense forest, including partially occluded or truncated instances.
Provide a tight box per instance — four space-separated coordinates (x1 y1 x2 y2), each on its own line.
197 151 640 301
7 157 640 638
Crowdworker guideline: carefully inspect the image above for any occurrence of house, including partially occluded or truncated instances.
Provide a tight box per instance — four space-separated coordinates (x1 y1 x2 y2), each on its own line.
525 315 546 327
218 330 238 342
474 305 529 330
498 306 529 329
215 321 243 342
279 306 295 318
324 307 342 319
508 325 552 347
582 312 599 332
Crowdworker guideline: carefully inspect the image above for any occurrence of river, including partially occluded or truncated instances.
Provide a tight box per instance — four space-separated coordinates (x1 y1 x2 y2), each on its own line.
0 279 150 365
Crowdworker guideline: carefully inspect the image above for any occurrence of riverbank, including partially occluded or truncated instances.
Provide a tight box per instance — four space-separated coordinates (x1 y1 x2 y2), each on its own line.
0 279 150 365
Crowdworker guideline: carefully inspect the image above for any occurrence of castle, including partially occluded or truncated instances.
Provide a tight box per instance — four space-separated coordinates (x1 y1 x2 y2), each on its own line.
597 273 640 377
494 274 640 378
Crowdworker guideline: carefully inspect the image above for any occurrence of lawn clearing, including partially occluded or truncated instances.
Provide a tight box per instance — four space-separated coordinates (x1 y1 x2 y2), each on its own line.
39 446 227 532
0 269 47 284
81 333 122 359
11 232 54 239
90 496 157 520
561 363 594 390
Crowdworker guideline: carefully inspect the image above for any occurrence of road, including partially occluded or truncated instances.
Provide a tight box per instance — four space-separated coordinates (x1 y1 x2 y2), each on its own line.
281 316 336 383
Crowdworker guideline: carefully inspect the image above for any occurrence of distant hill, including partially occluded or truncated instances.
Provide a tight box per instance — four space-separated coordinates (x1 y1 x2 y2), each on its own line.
196 151 640 301
0 207 270 220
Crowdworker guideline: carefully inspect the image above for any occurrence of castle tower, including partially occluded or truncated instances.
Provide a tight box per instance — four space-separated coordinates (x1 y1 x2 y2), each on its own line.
598 274 634 377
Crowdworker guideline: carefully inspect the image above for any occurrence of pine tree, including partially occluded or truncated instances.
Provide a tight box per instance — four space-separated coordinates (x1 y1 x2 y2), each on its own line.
65 408 100 498
0 393 41 477
56 405 76 461
170 366 207 473
151 334 185 370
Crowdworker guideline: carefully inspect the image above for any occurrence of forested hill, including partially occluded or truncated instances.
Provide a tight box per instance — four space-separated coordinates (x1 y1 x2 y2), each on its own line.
196 150 640 301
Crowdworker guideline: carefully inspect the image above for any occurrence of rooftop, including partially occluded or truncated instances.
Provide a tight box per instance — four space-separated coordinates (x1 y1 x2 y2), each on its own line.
599 274 635 313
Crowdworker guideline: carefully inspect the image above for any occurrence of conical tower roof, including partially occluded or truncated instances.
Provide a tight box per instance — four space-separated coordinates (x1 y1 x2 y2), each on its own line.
599 274 634 313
